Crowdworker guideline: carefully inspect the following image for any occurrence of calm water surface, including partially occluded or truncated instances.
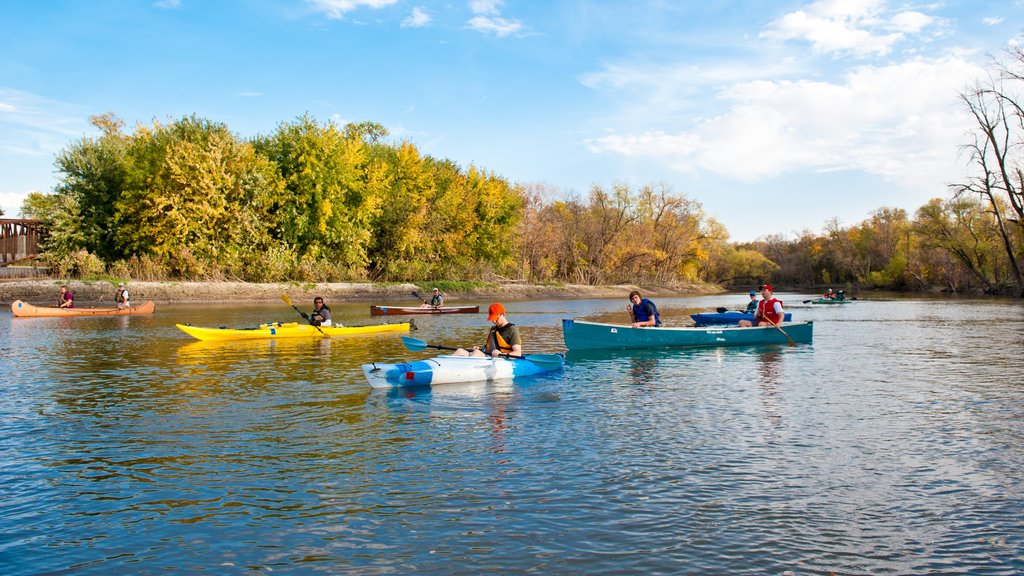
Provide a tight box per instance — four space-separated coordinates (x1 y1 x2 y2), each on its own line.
1 293 1023 574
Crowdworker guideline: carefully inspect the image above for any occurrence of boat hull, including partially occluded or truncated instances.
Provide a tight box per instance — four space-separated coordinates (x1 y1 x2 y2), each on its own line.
562 318 813 350
691 311 792 326
370 305 479 316
808 298 851 304
362 354 563 388
11 300 156 318
176 321 411 341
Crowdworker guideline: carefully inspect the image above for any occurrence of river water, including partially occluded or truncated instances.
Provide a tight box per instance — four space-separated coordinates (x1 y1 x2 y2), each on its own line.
1 293 1022 574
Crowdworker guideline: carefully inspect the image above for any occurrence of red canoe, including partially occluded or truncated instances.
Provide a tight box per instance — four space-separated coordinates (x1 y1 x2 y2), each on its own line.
369 305 479 316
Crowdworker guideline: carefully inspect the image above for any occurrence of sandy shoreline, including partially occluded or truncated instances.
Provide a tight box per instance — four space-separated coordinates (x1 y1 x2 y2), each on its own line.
0 279 724 306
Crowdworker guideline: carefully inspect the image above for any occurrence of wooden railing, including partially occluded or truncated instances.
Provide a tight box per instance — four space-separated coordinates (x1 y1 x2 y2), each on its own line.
0 219 44 266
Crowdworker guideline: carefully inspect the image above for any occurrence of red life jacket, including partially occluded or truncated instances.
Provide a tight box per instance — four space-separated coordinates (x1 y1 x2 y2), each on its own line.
758 297 784 324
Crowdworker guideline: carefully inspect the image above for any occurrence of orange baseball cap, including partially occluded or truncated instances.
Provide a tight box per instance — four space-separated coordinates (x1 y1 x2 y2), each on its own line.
487 302 505 321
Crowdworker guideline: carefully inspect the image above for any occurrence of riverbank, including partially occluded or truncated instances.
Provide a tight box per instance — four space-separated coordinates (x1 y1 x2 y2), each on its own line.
0 279 724 305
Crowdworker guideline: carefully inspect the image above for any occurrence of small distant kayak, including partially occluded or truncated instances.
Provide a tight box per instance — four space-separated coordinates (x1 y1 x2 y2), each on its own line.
562 318 813 350
807 298 852 304
11 300 156 318
362 354 564 388
370 305 479 316
691 311 792 326
177 321 411 341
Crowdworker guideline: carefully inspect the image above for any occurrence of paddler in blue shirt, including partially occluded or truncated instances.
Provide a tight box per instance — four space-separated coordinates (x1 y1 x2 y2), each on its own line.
627 290 662 327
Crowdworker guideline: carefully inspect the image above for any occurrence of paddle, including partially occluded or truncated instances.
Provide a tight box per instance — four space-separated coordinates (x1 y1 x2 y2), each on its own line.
401 336 564 369
411 290 425 303
280 294 326 336
766 317 797 346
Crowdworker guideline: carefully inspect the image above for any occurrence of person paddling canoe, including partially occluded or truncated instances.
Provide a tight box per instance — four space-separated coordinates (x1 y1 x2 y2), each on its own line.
57 285 74 308
421 287 444 308
739 284 785 327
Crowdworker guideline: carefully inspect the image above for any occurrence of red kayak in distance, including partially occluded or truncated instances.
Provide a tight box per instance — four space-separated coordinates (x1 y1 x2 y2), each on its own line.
370 305 479 316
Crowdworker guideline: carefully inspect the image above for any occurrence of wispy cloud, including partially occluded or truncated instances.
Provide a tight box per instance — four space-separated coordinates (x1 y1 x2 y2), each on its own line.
760 0 936 57
467 0 522 37
307 0 398 20
0 88 89 157
154 0 181 8
982 16 1004 26
402 7 431 28
584 55 982 191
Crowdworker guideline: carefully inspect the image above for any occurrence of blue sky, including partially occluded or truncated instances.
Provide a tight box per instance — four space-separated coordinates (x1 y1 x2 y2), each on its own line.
1 0 1022 242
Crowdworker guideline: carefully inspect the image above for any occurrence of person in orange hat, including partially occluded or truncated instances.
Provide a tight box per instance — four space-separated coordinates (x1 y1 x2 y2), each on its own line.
454 302 522 358
739 284 785 327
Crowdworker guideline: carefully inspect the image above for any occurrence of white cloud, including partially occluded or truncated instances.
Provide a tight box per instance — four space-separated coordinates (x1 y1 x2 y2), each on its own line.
402 7 431 28
585 55 983 191
154 0 181 8
307 0 398 20
467 15 522 37
469 0 502 16
466 0 521 37
760 0 937 57
982 16 1004 26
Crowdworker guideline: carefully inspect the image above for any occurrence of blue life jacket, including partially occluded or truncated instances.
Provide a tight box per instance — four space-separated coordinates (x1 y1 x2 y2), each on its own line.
632 298 661 326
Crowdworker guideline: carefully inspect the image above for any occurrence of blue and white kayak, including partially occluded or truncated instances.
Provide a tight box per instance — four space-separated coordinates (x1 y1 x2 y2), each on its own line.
362 354 564 388
690 311 792 326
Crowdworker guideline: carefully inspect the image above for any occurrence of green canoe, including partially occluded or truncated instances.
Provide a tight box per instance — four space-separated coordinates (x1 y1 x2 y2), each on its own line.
562 318 813 350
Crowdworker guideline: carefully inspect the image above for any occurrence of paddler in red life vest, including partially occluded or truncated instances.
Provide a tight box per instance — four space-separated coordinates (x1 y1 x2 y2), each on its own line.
453 302 522 358
739 284 785 327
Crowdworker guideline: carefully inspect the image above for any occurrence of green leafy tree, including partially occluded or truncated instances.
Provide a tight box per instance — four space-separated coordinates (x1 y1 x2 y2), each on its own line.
253 114 378 271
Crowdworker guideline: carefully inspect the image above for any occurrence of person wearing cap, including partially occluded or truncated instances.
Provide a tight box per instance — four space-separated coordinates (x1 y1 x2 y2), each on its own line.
115 282 130 309
824 287 835 300
744 290 759 314
454 302 522 358
627 290 661 328
739 284 785 327
421 288 444 308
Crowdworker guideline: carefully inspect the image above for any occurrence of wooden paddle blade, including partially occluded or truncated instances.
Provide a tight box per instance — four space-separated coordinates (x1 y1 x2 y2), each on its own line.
401 336 429 351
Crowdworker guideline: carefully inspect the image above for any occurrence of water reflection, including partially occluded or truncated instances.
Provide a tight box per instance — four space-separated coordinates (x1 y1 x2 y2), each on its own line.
757 350 783 425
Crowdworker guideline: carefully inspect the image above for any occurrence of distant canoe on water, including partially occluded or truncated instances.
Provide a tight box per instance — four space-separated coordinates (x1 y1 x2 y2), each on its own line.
370 305 479 316
11 300 156 318
805 298 853 304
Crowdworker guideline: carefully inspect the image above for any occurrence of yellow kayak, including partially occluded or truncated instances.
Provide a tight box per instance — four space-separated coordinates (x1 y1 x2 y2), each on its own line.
176 321 411 341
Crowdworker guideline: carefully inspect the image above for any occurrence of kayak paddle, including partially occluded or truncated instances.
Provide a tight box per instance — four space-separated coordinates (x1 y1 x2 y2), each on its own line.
280 294 326 336
401 336 564 369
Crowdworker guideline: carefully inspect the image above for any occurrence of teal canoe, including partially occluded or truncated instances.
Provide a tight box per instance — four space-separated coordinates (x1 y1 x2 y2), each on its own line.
562 318 813 350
